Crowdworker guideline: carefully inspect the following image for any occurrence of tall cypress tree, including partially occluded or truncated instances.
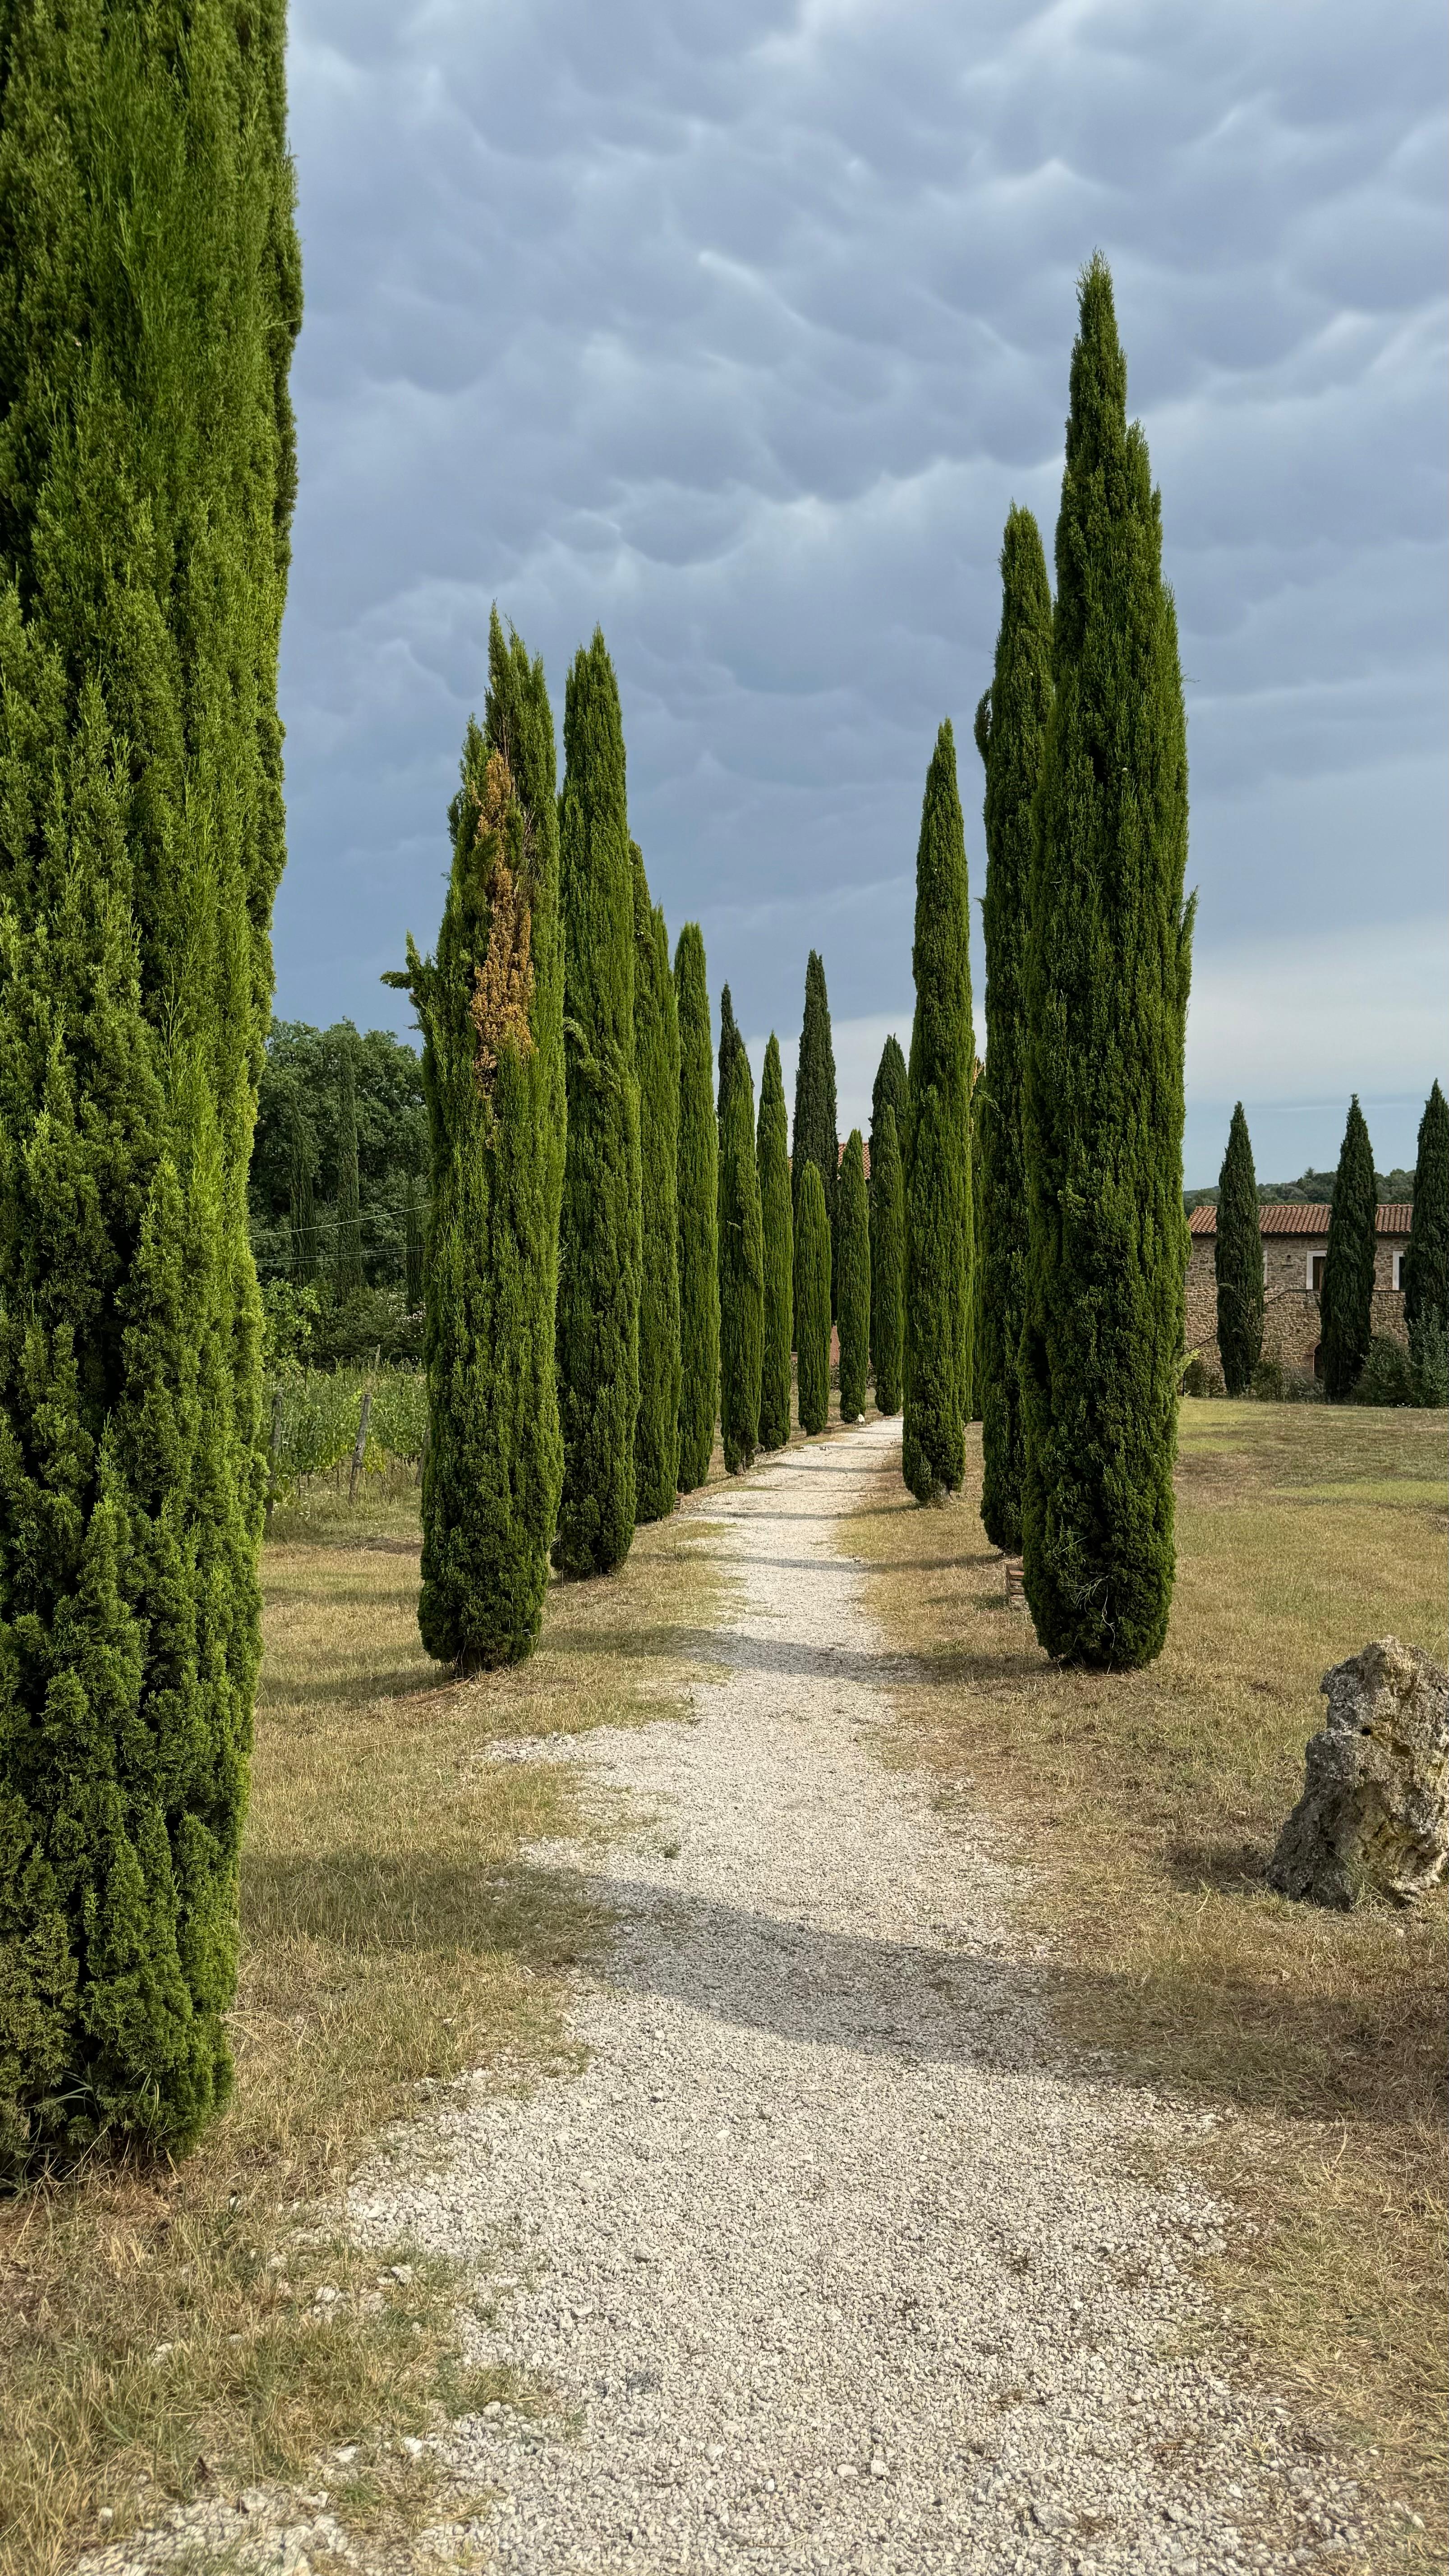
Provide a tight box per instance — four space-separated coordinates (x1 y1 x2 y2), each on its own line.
792 950 838 1311
869 1034 908 1395
902 722 974 1503
333 1035 366 1297
975 505 1052 1549
837 1131 870 1422
757 1032 794 1451
553 630 641 1576
1403 1080 1449 1368
1320 1096 1376 1400
718 1032 764 1473
1215 1102 1263 1396
966 1074 984 1424
387 611 565 1667
673 925 719 1491
870 1107 905 1414
0 0 300 2167
717 980 742 1113
1020 258 1194 1669
633 845 681 1521
795 1162 831 1437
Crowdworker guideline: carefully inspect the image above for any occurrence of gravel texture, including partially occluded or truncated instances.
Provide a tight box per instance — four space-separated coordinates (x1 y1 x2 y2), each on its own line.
86 1417 1371 2574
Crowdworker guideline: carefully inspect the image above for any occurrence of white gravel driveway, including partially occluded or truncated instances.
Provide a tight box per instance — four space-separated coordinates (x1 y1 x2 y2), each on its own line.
350 1414 1365 2575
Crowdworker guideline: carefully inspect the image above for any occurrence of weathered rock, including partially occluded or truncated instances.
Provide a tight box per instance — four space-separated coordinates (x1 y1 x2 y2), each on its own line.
1268 1637 1449 1908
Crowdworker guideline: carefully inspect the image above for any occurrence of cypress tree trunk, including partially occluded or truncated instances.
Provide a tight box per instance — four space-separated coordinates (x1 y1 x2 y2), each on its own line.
837 1130 870 1421
1320 1096 1377 1400
633 845 681 1521
792 950 838 1316
902 722 974 1503
334 1037 366 1297
975 505 1052 1549
869 1034 908 1393
673 925 719 1490
1403 1080 1449 1367
1021 258 1194 1669
0 0 300 2167
554 630 641 1575
718 1033 764 1472
387 610 565 1668
757 1032 794 1451
1215 1102 1263 1396
870 1107 905 1415
795 1162 832 1436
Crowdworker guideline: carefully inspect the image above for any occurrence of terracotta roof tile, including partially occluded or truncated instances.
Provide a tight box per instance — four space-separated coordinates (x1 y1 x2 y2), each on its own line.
1187 1201 1412 1239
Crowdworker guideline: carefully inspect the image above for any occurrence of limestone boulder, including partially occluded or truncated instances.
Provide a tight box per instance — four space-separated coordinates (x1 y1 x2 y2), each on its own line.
1267 1637 1449 1909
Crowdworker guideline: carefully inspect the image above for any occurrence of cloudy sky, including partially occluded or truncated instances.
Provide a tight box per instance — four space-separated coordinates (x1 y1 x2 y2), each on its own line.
277 0 1446 1186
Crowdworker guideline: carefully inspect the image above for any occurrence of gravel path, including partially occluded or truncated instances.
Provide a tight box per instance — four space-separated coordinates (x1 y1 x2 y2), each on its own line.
341 1415 1364 2575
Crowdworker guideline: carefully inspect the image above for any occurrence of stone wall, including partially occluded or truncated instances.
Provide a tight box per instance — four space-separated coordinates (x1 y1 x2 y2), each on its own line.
1185 1237 1408 1379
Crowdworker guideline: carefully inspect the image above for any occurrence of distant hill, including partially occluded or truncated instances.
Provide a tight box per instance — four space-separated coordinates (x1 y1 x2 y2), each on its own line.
1183 1166 1414 1213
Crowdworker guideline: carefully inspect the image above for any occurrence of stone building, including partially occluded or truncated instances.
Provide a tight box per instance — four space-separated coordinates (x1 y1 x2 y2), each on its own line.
1185 1202 1412 1380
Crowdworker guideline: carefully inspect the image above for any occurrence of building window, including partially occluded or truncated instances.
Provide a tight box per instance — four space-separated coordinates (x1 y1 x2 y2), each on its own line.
1393 1250 1403 1290
1310 1252 1325 1293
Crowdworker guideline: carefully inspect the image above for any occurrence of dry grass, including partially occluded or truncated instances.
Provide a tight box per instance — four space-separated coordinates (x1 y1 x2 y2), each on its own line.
842 1401 1448 2563
0 1471 722 2575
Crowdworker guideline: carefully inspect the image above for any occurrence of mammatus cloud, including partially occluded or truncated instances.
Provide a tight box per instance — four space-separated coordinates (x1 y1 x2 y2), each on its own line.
278 0 1447 1171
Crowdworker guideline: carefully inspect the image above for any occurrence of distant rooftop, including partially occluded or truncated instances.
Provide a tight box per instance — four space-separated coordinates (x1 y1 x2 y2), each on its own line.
1188 1203 1412 1239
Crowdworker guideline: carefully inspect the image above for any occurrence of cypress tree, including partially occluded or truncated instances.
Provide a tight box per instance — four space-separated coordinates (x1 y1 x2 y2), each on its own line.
837 1130 870 1421
792 951 838 1310
966 1076 984 1424
633 845 681 1520
387 610 565 1666
1403 1080 1449 1368
757 1032 794 1451
1020 257 1194 1669
717 980 743 1113
902 722 974 1502
333 1036 366 1298
673 925 719 1491
870 1107 905 1414
289 1090 318 1286
404 1171 423 1312
553 630 641 1575
1215 1103 1263 1396
1320 1096 1377 1400
975 504 1052 1549
0 0 300 2167
870 1033 909 1171
795 1161 832 1436
718 1033 764 1472
869 1030 908 1394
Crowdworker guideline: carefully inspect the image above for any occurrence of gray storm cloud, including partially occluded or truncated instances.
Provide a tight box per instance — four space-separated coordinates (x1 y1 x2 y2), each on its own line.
277 0 1447 1177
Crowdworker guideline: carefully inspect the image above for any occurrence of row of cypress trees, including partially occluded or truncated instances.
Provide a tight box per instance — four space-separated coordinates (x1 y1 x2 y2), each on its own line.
1213 1086 1449 1399
395 627 886 1687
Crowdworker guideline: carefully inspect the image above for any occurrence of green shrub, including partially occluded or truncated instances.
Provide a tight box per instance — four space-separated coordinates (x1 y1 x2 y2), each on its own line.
1411 1312 1448 1408
1250 1357 1323 1406
1352 1335 1419 1409
1181 1354 1224 1398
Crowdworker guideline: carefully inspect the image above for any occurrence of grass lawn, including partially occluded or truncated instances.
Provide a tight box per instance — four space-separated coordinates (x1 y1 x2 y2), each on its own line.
0 1473 722 2576
843 1399 1448 2568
